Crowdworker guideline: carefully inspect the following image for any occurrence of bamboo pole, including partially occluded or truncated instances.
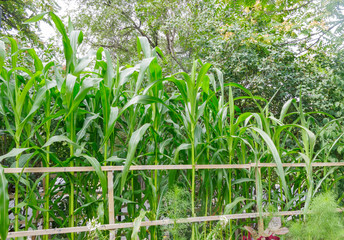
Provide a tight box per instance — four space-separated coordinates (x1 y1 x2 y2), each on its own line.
7 210 304 238
3 162 344 174
107 171 115 240
7 208 344 238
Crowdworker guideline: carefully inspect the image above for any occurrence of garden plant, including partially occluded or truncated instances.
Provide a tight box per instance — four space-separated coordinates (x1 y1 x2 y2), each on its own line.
0 10 343 240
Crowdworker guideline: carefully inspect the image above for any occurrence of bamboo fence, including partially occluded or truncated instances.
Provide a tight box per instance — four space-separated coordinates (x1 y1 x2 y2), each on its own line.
5 162 344 239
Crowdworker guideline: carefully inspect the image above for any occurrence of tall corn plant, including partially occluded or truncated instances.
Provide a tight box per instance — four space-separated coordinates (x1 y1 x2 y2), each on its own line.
0 42 9 240
25 12 108 237
51 15 92 238
0 36 48 238
165 60 212 239
0 12 343 240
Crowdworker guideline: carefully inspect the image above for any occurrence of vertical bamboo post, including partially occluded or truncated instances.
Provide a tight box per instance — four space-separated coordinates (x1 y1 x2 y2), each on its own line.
107 171 115 240
257 166 264 234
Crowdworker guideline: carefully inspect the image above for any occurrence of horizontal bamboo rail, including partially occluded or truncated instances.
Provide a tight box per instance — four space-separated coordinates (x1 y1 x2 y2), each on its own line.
5 162 344 238
7 210 304 238
11 217 63 226
4 162 344 174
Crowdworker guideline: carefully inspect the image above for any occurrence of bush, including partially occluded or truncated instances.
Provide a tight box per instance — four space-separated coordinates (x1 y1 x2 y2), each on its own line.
288 192 344 240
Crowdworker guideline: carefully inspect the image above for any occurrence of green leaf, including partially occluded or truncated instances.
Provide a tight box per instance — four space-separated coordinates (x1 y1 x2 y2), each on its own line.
21 86 47 124
77 31 84 45
49 12 73 72
16 71 42 117
75 154 107 199
131 210 146 240
26 49 43 72
73 52 94 75
252 127 290 199
24 12 49 24
202 75 210 94
0 148 29 163
104 50 114 88
196 62 212 90
0 166 9 240
135 57 155 94
65 78 101 119
232 178 255 185
76 114 99 143
113 196 136 204
106 156 125 163
279 99 294 122
102 107 119 145
173 143 191 164
10 153 35 168
99 94 168 148
8 37 18 68
74 200 100 214
137 37 151 58
121 123 151 192
121 95 165 114
42 135 76 148
224 197 248 214
97 202 104 224
50 12 68 41
0 41 5 72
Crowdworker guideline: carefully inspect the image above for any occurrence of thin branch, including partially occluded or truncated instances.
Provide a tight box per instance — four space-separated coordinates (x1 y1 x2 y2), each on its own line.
298 31 327 55
120 10 156 49
87 38 129 53
278 22 340 46
166 30 188 72
278 1 312 13
266 1 312 16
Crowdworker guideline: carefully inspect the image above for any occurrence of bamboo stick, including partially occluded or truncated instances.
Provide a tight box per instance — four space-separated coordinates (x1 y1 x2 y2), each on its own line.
7 211 304 238
3 162 344 174
107 171 115 240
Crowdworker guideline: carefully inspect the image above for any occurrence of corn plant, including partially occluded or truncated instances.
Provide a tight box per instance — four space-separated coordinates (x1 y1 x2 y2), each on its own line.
0 13 343 240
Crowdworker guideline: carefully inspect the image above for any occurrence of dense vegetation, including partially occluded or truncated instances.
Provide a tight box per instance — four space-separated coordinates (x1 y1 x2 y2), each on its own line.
72 0 344 116
0 1 344 240
0 0 57 45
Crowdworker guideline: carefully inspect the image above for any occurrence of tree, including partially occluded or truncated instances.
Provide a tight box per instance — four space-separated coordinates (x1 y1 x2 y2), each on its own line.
71 0 344 114
0 0 58 44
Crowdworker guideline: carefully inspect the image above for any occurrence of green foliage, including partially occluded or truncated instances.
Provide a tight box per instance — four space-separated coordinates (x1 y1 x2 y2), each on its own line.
131 210 147 240
0 12 343 240
159 185 191 239
71 0 344 116
288 192 344 240
205 216 229 240
0 0 57 45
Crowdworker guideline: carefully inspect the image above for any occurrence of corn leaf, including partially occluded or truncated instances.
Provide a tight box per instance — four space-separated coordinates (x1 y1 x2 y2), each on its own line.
121 123 150 192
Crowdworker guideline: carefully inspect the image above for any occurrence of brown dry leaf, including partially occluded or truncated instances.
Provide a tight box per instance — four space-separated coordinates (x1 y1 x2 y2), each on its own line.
244 226 259 239
268 217 282 231
262 228 273 237
274 227 289 235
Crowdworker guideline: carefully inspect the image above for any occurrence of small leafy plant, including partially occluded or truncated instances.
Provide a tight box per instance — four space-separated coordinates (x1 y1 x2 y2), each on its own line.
243 217 289 240
86 217 108 240
159 185 191 240
205 216 229 240
288 192 344 240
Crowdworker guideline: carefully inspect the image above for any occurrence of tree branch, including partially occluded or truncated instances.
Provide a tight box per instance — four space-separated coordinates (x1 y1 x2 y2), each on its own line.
120 10 156 49
166 30 188 72
278 22 340 46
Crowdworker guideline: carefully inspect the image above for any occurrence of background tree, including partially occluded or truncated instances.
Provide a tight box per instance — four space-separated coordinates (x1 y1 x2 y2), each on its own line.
0 0 58 45
72 0 344 114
